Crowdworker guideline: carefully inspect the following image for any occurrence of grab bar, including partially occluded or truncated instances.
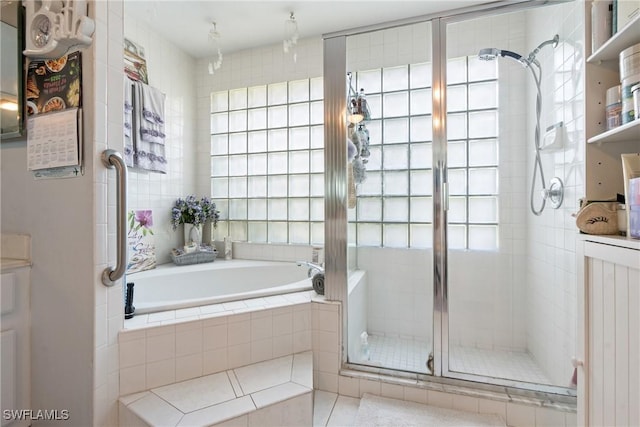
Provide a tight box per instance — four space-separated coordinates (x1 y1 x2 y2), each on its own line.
101 149 128 287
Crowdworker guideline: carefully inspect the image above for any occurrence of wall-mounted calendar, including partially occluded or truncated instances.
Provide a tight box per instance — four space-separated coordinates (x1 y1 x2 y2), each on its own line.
27 108 82 171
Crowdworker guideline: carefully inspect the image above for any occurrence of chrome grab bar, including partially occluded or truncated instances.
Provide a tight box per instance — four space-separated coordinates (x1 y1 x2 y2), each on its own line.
101 149 128 287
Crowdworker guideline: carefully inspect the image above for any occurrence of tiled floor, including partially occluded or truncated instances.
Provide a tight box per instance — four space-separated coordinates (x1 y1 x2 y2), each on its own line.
449 345 551 384
120 352 313 426
365 334 551 384
313 391 360 427
366 335 430 373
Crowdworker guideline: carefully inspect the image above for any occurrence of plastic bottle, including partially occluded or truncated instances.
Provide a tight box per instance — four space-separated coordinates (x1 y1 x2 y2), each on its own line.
591 1 613 55
356 89 371 121
360 331 370 361
224 236 232 260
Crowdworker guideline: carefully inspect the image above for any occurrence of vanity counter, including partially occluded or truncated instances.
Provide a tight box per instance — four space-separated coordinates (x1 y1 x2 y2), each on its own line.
1 233 31 272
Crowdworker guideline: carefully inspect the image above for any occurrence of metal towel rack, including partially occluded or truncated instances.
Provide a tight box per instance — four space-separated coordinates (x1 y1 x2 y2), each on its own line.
101 149 127 287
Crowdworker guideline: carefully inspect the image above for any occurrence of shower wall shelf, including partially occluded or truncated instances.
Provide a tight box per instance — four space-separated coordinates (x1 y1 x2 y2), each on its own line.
587 119 640 144
586 14 640 63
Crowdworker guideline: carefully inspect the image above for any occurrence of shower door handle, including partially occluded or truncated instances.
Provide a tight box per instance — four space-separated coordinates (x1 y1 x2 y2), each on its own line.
442 182 449 211
101 149 128 287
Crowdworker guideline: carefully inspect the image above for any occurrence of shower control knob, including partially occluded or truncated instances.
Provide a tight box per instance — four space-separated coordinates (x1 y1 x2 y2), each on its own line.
540 177 564 209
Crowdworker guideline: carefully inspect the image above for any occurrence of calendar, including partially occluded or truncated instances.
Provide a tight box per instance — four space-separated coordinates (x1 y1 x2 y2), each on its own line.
27 108 81 171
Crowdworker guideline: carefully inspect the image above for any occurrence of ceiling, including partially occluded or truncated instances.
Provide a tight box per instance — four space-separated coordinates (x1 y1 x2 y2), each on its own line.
124 1 498 59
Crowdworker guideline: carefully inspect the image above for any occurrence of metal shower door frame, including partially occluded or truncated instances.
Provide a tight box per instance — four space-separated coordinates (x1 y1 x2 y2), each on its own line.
324 0 577 397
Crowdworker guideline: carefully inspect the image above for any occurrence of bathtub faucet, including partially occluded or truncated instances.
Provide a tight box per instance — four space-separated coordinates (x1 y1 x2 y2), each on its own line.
296 261 324 277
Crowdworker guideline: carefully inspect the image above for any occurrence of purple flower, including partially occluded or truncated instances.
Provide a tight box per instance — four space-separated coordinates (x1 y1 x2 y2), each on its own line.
170 195 220 230
135 210 153 228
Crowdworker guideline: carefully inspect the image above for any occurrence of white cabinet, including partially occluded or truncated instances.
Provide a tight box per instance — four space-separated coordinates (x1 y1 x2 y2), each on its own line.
577 235 640 426
1 234 31 427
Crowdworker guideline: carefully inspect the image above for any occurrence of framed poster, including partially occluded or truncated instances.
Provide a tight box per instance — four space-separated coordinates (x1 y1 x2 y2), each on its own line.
127 209 156 273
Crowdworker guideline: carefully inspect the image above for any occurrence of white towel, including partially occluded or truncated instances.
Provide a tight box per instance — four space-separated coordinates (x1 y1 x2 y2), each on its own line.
127 80 167 174
140 83 166 145
123 77 135 168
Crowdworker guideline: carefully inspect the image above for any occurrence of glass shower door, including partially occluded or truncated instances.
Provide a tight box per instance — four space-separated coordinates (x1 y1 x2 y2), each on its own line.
346 21 434 375
443 3 577 391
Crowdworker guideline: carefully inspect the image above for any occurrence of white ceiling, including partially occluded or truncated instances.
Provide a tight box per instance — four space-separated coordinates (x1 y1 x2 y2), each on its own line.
124 1 497 59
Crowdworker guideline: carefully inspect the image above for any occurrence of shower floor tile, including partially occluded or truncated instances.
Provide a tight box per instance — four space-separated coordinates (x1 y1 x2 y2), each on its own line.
365 335 551 385
366 335 430 374
449 346 551 385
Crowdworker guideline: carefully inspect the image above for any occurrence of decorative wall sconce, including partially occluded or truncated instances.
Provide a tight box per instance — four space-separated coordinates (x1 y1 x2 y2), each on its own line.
283 12 299 63
208 22 223 75
23 0 95 59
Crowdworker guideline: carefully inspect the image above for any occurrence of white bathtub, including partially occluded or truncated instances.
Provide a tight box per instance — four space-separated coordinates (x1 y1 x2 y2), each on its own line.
127 260 313 314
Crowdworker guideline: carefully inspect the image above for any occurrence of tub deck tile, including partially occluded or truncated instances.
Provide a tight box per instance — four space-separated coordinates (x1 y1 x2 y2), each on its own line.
125 290 313 331
119 351 313 427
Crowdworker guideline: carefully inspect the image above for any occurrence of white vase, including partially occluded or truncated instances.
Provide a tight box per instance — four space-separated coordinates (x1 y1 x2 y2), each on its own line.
183 223 202 247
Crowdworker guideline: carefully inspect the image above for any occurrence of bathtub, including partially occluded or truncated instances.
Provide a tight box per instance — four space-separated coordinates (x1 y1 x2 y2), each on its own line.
127 260 313 314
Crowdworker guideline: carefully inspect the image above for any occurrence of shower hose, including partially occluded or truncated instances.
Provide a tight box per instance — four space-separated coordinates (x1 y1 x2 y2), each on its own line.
528 61 547 216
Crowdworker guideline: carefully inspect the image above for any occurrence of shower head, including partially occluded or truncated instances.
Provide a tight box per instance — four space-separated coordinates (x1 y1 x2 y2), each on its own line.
478 47 528 67
478 47 500 61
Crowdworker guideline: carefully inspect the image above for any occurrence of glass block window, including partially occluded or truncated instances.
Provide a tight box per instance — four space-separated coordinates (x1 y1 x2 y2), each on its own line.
210 78 325 244
350 57 498 250
211 58 497 249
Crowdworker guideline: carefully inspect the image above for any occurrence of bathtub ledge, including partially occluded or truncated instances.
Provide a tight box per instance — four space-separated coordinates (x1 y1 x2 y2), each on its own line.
124 290 316 330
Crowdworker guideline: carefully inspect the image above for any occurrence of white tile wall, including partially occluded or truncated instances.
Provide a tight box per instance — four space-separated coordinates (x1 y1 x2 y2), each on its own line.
524 1 583 387
119 302 312 395
94 1 126 425
123 11 198 264
356 247 433 343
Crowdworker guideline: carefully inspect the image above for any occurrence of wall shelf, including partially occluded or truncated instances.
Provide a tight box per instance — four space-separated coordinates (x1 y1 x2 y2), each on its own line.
587 119 640 144
587 14 640 63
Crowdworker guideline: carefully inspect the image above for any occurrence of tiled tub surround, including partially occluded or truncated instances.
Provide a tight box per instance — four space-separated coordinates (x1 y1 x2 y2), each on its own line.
119 295 314 395
120 292 574 427
119 352 313 426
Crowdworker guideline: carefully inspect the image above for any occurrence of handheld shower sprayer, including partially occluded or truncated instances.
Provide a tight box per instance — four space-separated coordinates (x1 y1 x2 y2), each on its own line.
478 47 528 67
477 35 563 216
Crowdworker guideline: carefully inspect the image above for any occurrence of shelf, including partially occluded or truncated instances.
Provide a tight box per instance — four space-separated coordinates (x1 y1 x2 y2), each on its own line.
587 14 640 63
588 119 640 144
580 233 640 251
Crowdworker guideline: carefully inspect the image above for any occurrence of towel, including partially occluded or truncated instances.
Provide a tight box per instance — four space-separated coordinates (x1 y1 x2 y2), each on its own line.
123 77 134 167
135 82 167 173
312 273 325 295
140 83 166 145
124 79 167 174
348 163 356 209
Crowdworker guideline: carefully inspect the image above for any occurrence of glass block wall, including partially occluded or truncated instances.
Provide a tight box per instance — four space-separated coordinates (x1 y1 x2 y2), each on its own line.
210 57 498 249
210 78 325 244
348 57 499 250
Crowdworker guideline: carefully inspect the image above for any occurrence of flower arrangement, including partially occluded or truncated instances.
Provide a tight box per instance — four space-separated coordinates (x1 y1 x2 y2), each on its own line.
171 195 220 230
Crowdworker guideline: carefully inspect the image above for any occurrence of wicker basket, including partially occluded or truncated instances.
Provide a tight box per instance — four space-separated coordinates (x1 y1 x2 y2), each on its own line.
171 246 217 266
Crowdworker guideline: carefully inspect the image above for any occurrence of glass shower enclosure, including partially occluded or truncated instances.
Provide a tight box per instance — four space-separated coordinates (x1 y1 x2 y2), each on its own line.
336 1 578 395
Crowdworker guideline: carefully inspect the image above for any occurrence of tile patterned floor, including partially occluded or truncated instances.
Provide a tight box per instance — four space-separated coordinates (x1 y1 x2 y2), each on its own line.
365 334 551 384
449 345 551 385
366 335 431 374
